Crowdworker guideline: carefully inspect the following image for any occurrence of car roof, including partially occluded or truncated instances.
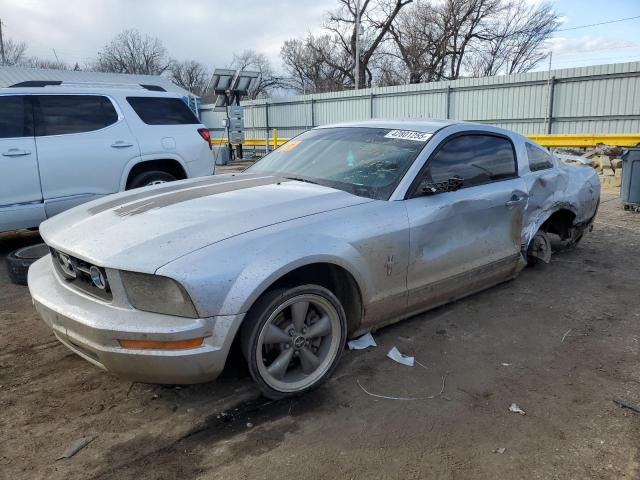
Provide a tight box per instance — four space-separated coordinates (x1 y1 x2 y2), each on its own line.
0 86 182 97
316 119 460 133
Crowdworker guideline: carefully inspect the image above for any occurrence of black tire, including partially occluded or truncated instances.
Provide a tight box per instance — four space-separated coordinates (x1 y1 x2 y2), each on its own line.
127 171 177 190
526 230 552 267
241 285 347 400
6 243 49 285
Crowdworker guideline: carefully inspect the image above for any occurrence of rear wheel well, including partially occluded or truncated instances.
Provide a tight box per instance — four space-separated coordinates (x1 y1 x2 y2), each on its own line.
258 263 363 336
541 209 576 240
126 160 187 188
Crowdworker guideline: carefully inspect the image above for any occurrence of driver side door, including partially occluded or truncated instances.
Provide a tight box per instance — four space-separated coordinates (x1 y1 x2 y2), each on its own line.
404 132 528 315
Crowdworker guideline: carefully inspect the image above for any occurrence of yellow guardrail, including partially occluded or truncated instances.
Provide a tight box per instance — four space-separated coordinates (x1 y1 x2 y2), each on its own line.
212 131 640 149
212 129 288 148
212 138 289 147
528 134 640 147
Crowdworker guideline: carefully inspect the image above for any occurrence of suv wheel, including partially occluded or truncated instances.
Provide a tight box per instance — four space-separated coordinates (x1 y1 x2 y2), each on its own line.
7 243 49 285
127 171 177 189
241 285 347 399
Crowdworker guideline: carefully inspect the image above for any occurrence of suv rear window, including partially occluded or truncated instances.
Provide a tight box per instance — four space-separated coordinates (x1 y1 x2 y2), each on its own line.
126 97 199 125
0 95 33 138
35 95 118 136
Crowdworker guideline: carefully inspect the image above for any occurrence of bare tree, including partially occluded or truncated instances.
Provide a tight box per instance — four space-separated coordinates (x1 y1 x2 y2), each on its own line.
325 0 413 88
281 38 314 93
229 50 286 99
371 55 405 86
0 35 69 69
93 29 171 75
168 59 210 96
1 38 27 66
389 0 558 82
466 1 559 76
281 35 353 94
388 0 450 83
439 0 502 80
283 0 559 92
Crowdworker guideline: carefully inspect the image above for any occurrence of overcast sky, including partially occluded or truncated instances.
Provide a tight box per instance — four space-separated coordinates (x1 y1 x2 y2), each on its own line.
1 0 639 77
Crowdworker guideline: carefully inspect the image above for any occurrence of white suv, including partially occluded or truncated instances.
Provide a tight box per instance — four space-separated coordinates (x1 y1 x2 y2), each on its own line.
0 81 215 232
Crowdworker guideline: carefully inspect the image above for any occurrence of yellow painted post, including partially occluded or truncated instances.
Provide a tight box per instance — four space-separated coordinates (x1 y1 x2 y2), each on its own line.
273 128 278 149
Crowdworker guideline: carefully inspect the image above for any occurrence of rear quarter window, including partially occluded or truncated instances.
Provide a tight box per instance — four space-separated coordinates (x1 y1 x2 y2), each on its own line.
127 97 199 125
526 143 555 171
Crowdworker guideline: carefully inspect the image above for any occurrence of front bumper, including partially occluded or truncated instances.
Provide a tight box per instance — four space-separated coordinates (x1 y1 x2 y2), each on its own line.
28 255 244 384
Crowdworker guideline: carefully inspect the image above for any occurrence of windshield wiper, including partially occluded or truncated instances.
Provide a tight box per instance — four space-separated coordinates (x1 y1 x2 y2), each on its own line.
283 176 320 185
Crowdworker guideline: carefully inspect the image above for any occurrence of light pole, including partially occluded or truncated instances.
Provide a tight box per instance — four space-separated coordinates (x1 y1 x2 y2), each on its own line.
0 19 5 66
354 0 361 89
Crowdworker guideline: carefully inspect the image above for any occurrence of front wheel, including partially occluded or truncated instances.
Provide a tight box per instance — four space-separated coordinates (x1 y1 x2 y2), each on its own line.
241 285 347 399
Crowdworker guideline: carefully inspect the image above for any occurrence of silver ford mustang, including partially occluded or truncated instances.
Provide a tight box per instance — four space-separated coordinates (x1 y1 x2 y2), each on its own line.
28 120 599 399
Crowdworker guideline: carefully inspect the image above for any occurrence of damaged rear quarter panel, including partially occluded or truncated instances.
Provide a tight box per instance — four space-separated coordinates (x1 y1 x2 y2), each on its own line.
520 149 600 246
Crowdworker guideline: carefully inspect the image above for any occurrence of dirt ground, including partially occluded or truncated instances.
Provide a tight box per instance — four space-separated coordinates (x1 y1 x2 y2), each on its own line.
1 186 639 480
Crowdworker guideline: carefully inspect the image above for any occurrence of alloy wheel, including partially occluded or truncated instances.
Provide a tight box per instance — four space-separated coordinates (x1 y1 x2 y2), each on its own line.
255 294 342 393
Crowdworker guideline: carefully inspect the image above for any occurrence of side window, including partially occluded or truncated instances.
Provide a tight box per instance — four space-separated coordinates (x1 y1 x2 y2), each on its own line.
0 95 33 138
426 134 517 188
526 143 554 171
35 95 118 136
126 97 199 125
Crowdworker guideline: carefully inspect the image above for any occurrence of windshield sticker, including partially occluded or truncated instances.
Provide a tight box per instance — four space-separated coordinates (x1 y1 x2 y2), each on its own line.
279 140 301 152
384 130 432 142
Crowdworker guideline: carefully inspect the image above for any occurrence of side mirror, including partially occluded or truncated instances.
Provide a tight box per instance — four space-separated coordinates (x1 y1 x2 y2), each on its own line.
417 176 464 196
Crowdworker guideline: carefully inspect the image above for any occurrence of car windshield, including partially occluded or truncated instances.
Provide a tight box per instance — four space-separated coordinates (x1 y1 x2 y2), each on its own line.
246 127 431 200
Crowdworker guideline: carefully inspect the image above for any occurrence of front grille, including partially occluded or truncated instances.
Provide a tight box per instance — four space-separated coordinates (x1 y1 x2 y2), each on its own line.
50 248 113 301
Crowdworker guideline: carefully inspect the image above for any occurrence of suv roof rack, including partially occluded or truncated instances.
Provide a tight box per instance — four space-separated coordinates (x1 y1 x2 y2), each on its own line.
9 80 63 87
8 81 167 92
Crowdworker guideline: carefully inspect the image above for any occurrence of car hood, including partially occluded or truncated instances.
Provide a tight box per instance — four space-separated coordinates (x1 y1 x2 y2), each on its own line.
40 173 373 273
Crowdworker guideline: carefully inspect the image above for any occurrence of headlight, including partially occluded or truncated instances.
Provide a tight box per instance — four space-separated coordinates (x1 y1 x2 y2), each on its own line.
121 271 198 318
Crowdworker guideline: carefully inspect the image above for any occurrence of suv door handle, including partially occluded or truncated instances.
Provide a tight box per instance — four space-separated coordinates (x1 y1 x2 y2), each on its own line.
505 195 525 207
111 141 133 148
2 149 31 157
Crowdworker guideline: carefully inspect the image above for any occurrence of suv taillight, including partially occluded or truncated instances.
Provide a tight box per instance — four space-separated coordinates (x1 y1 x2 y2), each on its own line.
198 128 212 150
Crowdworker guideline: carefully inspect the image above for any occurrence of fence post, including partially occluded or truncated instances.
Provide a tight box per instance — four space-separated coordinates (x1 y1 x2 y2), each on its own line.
273 128 277 149
310 98 315 127
264 101 270 153
546 76 556 134
445 85 451 120
369 91 374 119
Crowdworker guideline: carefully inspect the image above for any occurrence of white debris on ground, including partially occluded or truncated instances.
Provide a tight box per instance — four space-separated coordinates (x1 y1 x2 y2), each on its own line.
347 332 377 350
387 346 415 367
509 403 526 415
57 435 96 460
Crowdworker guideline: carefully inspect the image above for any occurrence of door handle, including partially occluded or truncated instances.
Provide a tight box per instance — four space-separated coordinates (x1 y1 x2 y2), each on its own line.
111 141 134 148
2 149 31 157
505 195 525 207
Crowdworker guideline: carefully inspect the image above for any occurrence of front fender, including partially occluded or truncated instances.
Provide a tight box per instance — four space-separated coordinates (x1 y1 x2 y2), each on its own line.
159 230 373 318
